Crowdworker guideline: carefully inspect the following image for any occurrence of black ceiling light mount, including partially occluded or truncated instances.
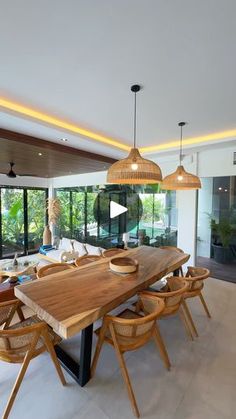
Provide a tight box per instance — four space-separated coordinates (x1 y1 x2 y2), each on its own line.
7 162 17 178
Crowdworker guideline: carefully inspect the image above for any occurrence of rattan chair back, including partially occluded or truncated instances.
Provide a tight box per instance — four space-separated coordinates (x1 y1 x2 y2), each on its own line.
185 266 210 291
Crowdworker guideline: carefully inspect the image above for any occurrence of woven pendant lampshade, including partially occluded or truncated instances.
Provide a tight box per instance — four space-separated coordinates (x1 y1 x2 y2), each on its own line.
107 85 162 184
161 165 201 190
162 122 201 190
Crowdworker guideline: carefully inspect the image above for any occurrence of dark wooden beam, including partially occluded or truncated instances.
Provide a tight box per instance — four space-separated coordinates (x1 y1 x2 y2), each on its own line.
0 128 117 164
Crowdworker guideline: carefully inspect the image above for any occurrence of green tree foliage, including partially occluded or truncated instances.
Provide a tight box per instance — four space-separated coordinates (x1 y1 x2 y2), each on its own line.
141 194 165 222
1 188 46 255
27 190 46 249
56 191 71 236
2 189 24 248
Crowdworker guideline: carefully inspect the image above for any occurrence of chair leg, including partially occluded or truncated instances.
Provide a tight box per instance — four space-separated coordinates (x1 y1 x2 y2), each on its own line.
178 308 194 341
153 324 171 370
16 306 25 322
109 325 140 418
41 328 66 386
91 323 107 377
2 333 40 419
199 292 211 318
182 300 198 337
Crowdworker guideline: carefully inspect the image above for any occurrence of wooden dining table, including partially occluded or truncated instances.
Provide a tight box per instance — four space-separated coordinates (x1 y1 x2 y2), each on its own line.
15 246 189 386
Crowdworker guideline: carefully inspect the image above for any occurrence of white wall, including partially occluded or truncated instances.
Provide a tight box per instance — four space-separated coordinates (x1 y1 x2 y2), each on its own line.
177 190 197 267
51 171 107 188
198 145 236 177
197 178 213 258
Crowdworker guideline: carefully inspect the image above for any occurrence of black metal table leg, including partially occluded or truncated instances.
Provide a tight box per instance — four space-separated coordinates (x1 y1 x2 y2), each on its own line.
79 323 93 386
55 323 93 387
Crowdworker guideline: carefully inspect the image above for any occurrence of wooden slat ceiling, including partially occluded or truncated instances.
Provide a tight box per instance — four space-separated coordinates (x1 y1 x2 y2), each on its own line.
0 128 116 178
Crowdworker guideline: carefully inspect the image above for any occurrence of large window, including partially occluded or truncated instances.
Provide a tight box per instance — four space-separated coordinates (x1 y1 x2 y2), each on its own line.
55 185 177 247
196 176 236 282
0 186 48 258
27 189 48 252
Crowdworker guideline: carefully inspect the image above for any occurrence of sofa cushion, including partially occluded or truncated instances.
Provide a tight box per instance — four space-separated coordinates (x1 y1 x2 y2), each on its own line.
73 240 87 256
59 237 73 252
85 243 102 256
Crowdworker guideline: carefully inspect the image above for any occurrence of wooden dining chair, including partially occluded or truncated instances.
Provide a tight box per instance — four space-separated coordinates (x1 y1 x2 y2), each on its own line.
37 262 75 278
184 266 211 325
102 248 126 258
75 254 102 266
159 246 184 276
140 276 197 340
0 299 66 419
91 293 170 418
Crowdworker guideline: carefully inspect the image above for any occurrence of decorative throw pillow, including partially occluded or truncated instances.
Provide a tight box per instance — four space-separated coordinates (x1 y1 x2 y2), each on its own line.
73 240 87 256
59 237 73 252
85 243 102 256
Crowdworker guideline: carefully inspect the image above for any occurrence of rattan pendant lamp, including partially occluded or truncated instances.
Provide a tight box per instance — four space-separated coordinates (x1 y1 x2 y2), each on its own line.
107 85 162 184
162 122 201 190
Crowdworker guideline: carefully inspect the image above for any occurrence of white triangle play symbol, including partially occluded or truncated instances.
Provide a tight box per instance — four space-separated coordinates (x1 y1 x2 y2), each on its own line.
110 201 128 219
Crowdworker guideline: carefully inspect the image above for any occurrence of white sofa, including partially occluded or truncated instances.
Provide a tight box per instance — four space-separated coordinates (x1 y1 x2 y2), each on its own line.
44 237 105 262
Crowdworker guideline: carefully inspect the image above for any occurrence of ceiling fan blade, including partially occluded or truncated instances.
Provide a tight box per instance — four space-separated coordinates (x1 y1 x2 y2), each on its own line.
6 162 17 178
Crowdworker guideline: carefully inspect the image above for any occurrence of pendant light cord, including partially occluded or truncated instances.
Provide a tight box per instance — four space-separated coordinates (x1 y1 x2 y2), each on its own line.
178 122 186 166
131 84 140 149
133 91 137 148
179 124 183 166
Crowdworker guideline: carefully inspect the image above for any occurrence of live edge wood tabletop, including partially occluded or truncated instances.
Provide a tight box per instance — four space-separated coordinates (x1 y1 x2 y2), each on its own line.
14 246 190 339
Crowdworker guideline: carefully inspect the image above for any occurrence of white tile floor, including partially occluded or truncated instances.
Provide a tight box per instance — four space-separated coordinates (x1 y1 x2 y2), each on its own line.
0 277 235 419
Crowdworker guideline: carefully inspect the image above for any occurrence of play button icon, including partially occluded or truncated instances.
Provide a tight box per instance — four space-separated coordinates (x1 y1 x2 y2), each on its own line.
93 185 143 235
110 201 128 218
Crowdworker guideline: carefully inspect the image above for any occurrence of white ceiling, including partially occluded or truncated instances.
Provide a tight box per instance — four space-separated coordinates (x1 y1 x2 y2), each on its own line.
1 0 236 159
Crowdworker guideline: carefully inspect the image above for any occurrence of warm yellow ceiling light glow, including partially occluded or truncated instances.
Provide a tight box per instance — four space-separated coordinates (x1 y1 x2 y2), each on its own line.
0 97 130 151
140 129 236 153
1 97 235 154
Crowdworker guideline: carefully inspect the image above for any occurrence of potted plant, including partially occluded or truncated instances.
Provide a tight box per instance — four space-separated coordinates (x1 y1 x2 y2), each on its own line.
210 218 234 264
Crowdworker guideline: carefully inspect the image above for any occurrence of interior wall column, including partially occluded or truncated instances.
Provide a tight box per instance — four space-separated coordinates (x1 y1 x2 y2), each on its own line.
177 190 197 268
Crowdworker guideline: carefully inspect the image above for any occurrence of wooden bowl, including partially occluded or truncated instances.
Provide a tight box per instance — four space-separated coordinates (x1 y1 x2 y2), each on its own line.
109 257 138 274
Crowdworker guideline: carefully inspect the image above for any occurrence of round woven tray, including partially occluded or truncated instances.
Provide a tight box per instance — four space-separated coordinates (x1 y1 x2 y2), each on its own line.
109 257 138 274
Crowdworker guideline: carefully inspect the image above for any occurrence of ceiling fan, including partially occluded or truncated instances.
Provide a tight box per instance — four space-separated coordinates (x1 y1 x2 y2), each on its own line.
0 162 38 178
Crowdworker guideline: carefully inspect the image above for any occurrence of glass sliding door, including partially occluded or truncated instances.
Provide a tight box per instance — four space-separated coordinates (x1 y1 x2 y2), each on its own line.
138 193 154 239
55 185 178 249
155 191 177 246
196 176 236 282
136 190 177 246
0 186 48 258
56 190 71 238
1 188 24 257
72 191 86 240
27 189 47 252
86 188 98 239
